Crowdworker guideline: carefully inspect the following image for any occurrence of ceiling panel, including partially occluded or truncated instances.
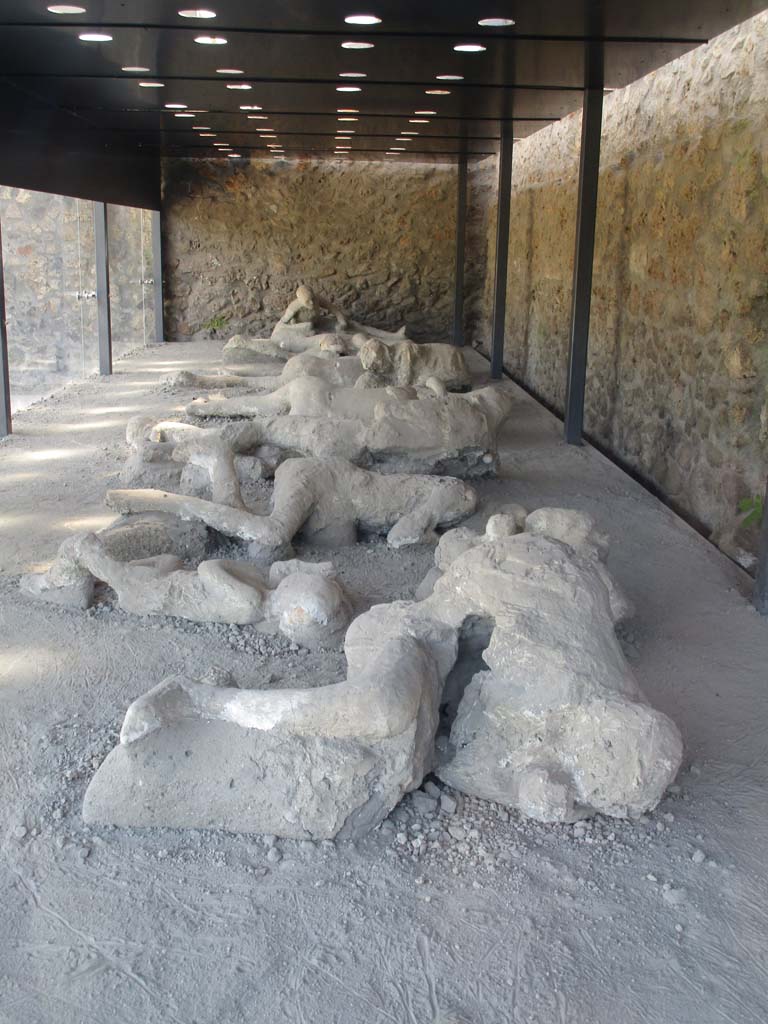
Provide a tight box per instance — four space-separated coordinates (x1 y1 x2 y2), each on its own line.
0 0 763 162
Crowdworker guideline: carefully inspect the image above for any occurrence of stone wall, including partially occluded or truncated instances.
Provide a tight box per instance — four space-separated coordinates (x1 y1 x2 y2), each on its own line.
469 12 768 561
161 157 459 342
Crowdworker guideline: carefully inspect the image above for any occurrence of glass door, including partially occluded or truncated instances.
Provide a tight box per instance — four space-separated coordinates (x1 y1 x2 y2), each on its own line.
107 204 145 361
0 187 99 414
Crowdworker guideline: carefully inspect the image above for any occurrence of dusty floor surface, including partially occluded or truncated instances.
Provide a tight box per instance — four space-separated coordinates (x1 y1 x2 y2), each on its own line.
1 340 767 1024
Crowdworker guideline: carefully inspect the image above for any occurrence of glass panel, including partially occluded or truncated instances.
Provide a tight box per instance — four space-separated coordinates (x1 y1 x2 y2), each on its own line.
0 187 98 414
140 209 156 346
107 204 146 361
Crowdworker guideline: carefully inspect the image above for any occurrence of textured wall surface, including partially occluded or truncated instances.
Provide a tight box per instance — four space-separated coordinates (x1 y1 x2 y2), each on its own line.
470 13 768 558
162 158 459 342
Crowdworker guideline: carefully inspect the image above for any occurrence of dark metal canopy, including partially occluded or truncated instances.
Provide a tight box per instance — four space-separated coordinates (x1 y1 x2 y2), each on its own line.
0 0 764 164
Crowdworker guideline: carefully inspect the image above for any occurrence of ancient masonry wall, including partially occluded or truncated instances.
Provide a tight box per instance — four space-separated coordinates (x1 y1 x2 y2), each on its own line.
467 12 768 559
161 157 461 342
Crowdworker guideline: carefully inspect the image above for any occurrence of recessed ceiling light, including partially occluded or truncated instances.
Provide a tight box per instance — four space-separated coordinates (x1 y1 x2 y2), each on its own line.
436 74 463 81
175 112 195 117
401 131 418 135
78 32 112 41
339 72 366 78
337 108 359 113
409 118 429 123
454 43 486 52
122 66 150 72
337 117 359 122
334 136 351 140
425 89 450 95
390 147 405 151
48 5 87 13
227 83 252 90
165 103 188 109
344 14 381 25
395 138 411 142
216 68 243 74
337 129 355 133
139 81 165 88
248 114 269 119
337 86 362 92
199 132 216 137
478 17 515 26
414 110 436 115
179 8 216 17
239 105 262 110
341 41 374 49
194 35 227 44
228 153 242 157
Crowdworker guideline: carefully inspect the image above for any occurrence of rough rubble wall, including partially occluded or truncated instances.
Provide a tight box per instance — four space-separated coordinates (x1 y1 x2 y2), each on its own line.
162 158 459 342
464 156 496 347
470 13 768 555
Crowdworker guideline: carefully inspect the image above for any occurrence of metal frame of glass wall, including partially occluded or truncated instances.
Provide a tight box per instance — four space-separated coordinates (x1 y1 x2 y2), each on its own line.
0 199 163 437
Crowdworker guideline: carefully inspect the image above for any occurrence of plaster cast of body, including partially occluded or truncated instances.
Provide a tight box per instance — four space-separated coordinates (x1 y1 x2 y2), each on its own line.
356 338 471 392
167 349 364 392
272 285 408 352
106 455 478 563
119 416 282 494
20 512 209 610
135 383 515 478
186 376 420 422
22 524 349 646
169 337 471 394
83 509 682 838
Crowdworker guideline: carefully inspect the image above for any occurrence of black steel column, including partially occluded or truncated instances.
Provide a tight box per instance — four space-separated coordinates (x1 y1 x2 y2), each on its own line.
93 202 112 375
0 221 11 436
452 152 468 347
490 123 514 379
151 209 165 344
564 44 604 444
754 478 768 615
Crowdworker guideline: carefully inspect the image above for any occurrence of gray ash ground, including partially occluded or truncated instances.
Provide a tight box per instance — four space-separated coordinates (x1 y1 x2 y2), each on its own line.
1 341 766 1024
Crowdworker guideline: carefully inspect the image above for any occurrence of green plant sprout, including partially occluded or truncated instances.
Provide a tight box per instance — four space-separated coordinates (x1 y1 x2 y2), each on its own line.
202 314 230 333
738 493 765 529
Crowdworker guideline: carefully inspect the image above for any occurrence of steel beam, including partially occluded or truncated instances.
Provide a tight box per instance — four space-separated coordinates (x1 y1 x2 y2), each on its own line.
93 202 112 375
452 152 468 347
754 478 768 615
0 220 11 436
490 124 514 379
564 44 604 444
151 209 165 344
